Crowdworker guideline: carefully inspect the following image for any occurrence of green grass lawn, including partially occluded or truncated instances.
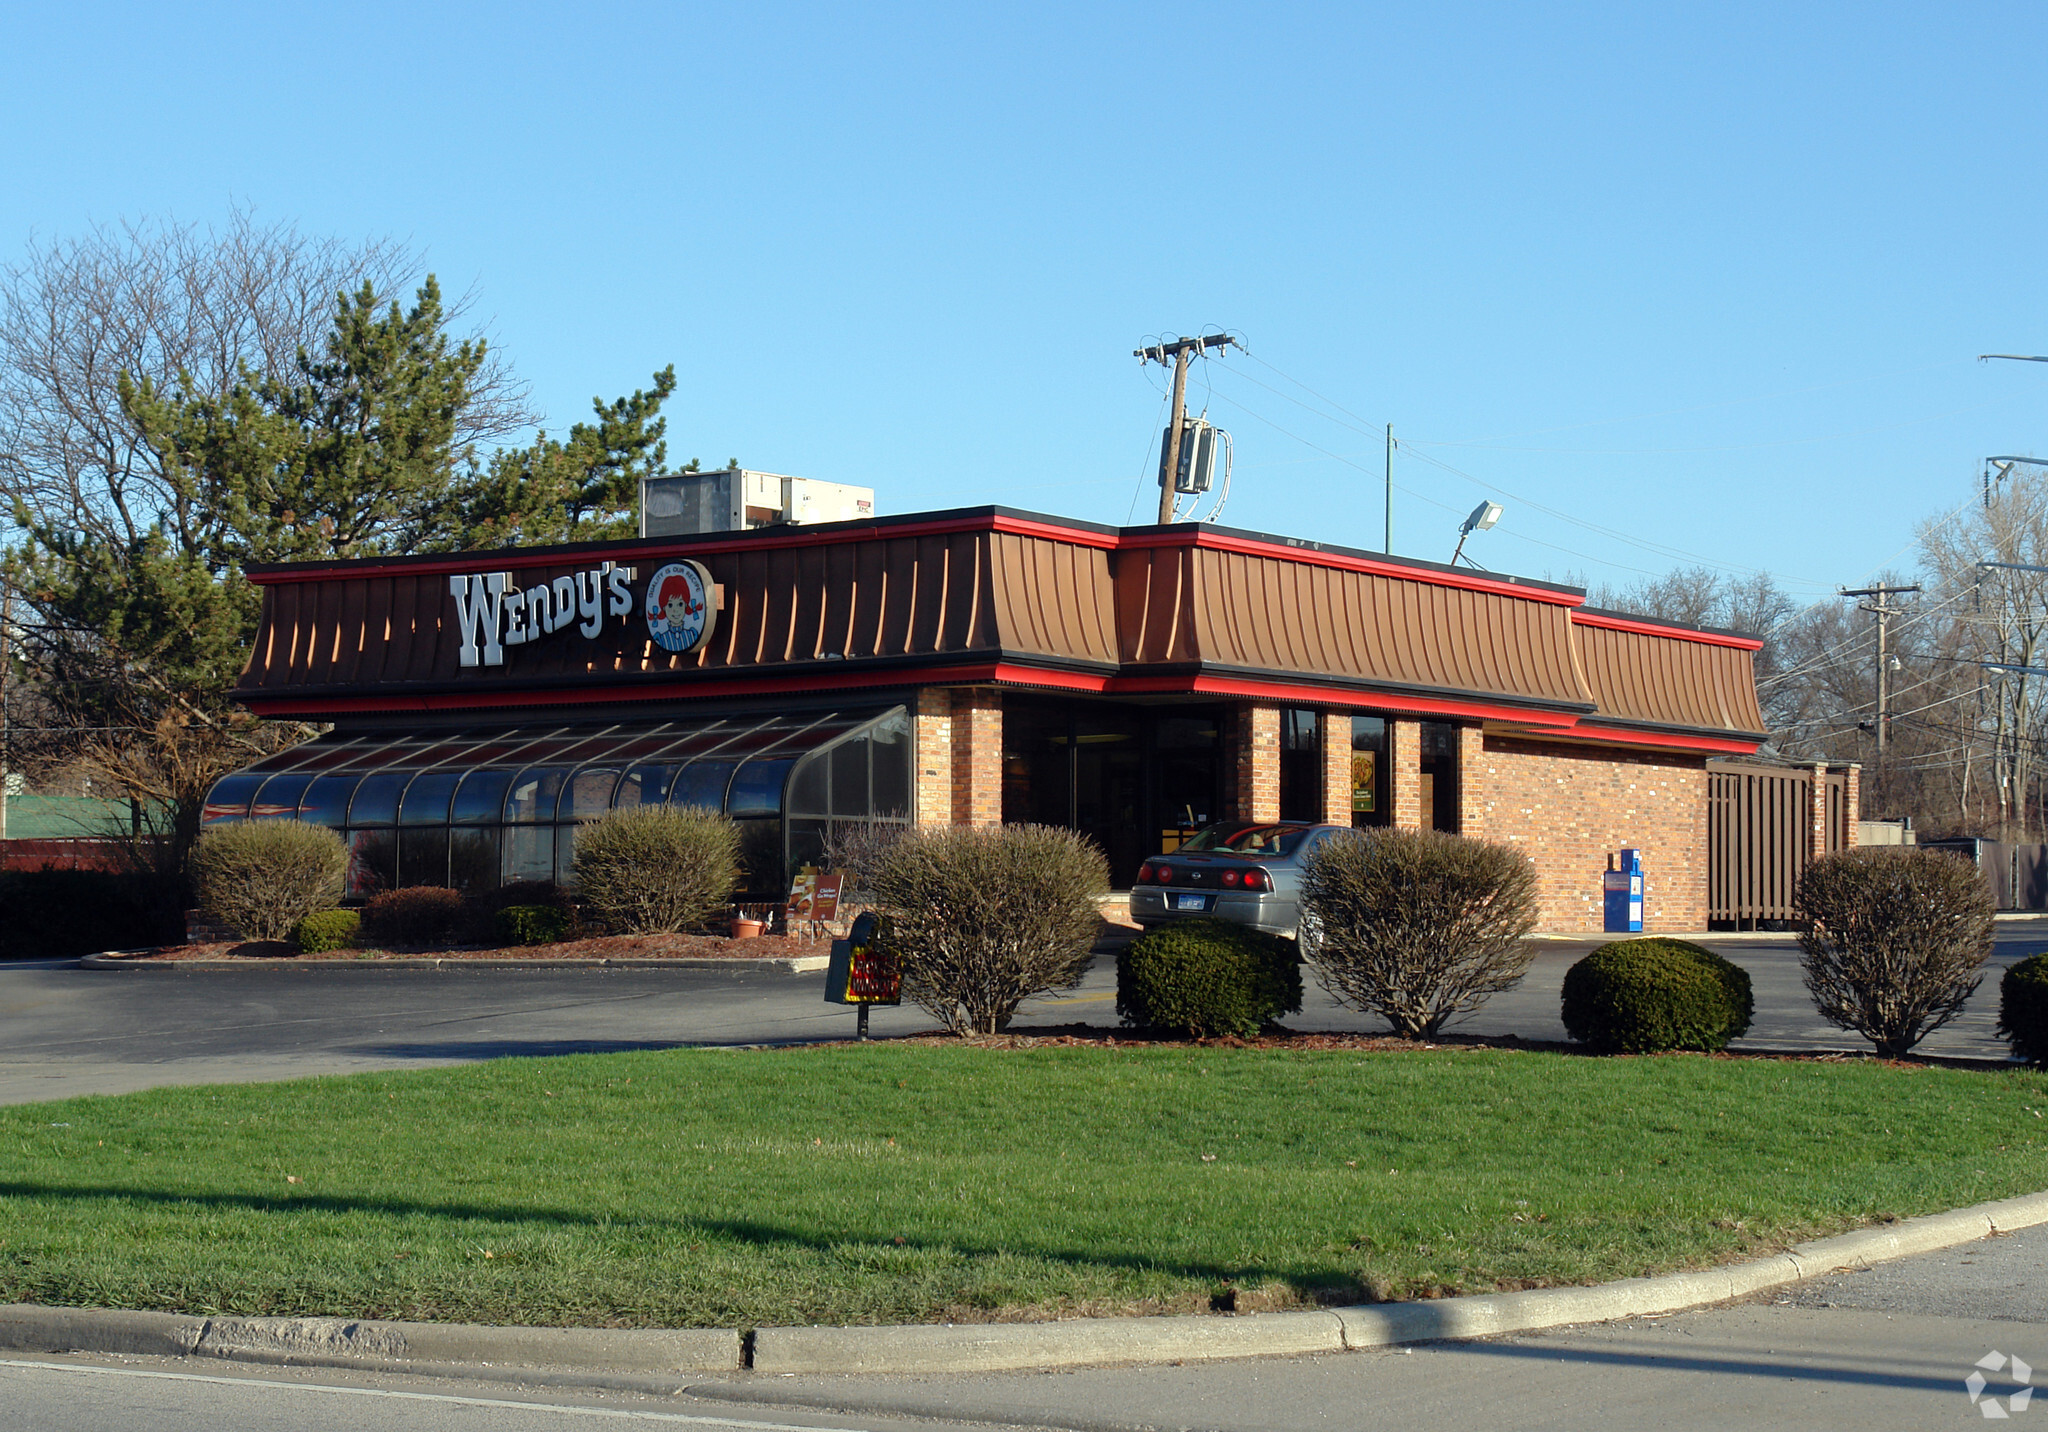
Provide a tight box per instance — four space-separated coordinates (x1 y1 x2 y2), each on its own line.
2 1042 2045 1329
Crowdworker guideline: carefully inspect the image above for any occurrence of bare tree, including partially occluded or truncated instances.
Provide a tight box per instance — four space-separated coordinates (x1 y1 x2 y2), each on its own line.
0 208 533 551
0 211 535 867
1915 476 2048 840
1593 565 1807 741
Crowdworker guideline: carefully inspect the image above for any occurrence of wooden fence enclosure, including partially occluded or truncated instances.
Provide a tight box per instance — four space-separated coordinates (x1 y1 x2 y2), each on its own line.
1708 760 1852 928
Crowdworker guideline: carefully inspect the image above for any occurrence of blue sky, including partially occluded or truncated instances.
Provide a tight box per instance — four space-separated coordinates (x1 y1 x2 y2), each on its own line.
6 2 2045 604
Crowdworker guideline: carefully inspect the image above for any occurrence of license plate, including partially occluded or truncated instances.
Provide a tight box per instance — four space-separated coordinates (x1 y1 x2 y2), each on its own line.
1174 894 1208 911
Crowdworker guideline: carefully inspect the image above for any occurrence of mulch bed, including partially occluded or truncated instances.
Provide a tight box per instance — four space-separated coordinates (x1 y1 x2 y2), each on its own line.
96 931 835 962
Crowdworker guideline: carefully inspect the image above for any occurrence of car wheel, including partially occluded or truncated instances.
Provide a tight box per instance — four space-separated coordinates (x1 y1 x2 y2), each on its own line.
1295 908 1324 959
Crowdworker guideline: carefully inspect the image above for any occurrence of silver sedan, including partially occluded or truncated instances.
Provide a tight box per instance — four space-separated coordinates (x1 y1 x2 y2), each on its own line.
1127 820 1352 940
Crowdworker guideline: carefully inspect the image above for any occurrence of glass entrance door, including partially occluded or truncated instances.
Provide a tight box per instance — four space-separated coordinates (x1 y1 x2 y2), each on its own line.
1001 699 1226 886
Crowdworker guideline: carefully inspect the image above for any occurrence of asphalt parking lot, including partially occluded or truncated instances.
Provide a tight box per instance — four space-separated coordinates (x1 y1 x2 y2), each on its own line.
3 921 2041 1104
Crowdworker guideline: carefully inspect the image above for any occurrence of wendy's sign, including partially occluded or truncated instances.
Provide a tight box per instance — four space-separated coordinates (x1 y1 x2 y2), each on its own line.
644 560 718 655
449 562 636 668
450 559 723 668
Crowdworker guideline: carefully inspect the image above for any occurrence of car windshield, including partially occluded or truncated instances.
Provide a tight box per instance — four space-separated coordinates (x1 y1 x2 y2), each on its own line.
1179 823 1312 857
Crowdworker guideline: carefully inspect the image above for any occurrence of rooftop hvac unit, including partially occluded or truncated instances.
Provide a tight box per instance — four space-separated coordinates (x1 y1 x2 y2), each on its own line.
639 469 876 538
1158 416 1231 496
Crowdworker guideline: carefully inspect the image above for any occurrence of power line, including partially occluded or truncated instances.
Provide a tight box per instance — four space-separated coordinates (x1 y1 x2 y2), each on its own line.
1210 353 1833 588
1194 385 1671 578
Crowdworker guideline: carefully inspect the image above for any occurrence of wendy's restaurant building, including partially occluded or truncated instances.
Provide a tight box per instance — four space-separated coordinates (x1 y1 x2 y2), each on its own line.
201 504 1809 932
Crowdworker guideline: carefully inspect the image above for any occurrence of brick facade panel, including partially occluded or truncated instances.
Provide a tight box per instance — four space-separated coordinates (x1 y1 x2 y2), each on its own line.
1320 712 1352 825
1462 734 1708 933
1231 704 1281 822
913 687 953 826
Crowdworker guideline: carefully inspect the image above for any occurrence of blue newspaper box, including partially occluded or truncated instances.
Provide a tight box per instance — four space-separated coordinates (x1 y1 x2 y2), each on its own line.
1602 848 1643 934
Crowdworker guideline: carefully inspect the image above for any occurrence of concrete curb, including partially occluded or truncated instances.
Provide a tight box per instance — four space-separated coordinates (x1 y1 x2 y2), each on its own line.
77 952 832 974
751 1309 1347 1375
0 1305 741 1387
6 1189 2044 1382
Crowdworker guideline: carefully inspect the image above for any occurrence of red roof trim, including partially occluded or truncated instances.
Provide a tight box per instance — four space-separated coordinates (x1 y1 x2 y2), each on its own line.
1542 721 1764 755
245 510 1580 599
1119 528 1584 606
1104 672 1584 727
238 660 1114 717
245 512 1121 584
238 659 1762 753
1570 610 1763 651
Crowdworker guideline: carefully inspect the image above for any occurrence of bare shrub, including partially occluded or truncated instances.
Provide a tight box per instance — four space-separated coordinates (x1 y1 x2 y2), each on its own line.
819 821 908 905
870 824 1109 1035
1796 847 1994 1059
1300 827 1539 1039
189 821 348 942
570 806 741 934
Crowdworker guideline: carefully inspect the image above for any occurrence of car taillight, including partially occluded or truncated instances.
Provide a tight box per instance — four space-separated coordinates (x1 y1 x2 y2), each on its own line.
1243 868 1272 892
1138 862 1155 884
1155 864 1173 884
1221 869 1239 886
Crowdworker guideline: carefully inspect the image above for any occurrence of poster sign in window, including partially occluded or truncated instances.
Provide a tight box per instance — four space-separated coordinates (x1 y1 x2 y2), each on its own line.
1351 751 1377 813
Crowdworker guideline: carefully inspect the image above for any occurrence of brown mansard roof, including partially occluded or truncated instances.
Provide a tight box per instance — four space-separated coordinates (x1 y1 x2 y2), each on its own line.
234 507 1766 754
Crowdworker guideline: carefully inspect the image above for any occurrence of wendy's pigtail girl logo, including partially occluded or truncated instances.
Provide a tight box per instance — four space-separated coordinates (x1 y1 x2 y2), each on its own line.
644 560 718 654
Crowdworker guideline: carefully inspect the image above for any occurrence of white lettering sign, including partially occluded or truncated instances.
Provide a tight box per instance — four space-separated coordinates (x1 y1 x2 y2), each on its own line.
450 562 637 668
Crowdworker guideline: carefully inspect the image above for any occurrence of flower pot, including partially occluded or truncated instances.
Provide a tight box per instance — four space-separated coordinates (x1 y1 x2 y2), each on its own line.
731 918 766 939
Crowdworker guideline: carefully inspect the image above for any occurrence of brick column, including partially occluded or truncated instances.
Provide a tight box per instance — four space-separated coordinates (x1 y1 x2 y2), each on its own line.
1319 712 1352 825
951 689 1003 826
1389 719 1423 830
1229 703 1281 822
913 687 953 826
1455 724 1485 838
1809 763 1829 862
1844 764 1861 847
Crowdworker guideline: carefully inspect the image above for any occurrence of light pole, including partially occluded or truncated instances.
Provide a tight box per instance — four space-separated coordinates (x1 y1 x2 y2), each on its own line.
1449 501 1502 567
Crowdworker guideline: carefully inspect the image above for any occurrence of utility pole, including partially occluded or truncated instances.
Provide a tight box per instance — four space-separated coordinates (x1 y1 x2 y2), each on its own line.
1135 334 1237 524
1841 583 1920 753
1384 425 1394 554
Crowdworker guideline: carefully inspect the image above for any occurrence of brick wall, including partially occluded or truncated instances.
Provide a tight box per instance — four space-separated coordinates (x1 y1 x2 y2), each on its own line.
1460 734 1709 932
1319 711 1352 825
913 688 953 826
913 687 1004 826
1389 719 1423 830
953 689 1003 826
1809 762 1829 862
1229 703 1281 821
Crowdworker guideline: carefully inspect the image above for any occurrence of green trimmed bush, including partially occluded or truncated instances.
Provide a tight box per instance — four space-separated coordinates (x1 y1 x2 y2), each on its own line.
1561 938 1754 1054
459 881 571 944
360 886 464 946
1795 847 1994 1059
190 821 349 943
1300 827 1540 1039
871 823 1110 1035
571 806 742 934
1999 953 2048 1067
497 904 573 947
292 909 362 954
1117 917 1303 1038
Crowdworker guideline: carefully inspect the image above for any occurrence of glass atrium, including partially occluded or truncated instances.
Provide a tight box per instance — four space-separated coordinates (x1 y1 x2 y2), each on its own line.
200 707 911 898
